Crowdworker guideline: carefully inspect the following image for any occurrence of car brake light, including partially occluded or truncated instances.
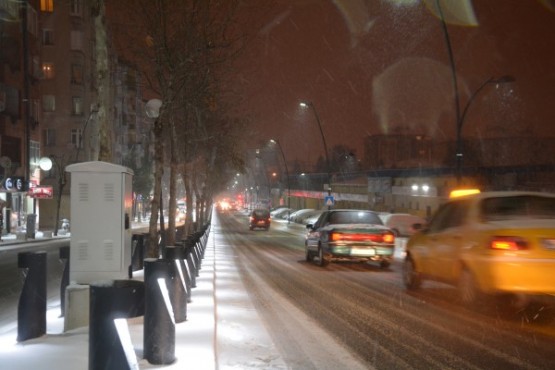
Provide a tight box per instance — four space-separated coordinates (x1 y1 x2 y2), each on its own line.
383 233 395 243
490 236 528 251
330 232 394 243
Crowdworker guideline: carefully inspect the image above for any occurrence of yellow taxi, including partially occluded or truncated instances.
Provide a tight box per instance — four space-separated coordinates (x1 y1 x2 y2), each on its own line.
403 191 555 306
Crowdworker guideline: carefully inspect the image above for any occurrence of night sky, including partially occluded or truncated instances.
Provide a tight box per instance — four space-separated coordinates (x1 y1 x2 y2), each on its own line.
231 0 555 166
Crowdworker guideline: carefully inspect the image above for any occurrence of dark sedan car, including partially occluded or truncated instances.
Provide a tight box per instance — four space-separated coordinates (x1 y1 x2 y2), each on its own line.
305 209 395 269
249 208 271 230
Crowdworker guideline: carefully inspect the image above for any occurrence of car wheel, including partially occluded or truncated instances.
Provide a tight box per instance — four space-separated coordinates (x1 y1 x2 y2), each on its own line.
402 256 421 290
305 246 314 262
379 259 391 269
458 268 480 306
317 245 329 267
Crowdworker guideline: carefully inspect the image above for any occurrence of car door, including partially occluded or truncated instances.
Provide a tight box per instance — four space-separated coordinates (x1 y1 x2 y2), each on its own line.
306 211 329 251
412 204 452 276
430 200 470 282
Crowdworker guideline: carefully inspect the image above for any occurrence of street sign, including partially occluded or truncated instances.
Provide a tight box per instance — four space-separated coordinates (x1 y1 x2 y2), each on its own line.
29 186 54 199
324 195 335 206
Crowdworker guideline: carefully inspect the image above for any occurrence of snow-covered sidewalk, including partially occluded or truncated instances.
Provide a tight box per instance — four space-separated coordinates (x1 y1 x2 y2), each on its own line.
0 219 286 369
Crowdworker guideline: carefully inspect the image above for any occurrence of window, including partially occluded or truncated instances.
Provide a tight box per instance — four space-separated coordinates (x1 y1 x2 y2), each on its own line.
70 0 82 16
31 99 40 126
43 128 56 146
42 62 54 79
30 141 40 167
42 29 54 45
27 6 38 36
32 56 42 79
71 64 83 84
70 30 83 51
40 0 54 12
72 96 83 116
42 95 55 111
71 129 83 148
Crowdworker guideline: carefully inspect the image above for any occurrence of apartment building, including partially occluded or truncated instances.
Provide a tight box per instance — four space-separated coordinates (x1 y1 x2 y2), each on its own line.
1 0 146 233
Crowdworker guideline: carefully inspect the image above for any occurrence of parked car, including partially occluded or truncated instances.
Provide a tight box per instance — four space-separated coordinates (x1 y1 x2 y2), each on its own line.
301 210 324 225
403 191 555 307
305 209 395 268
249 208 271 230
378 213 426 237
271 207 293 220
288 209 316 223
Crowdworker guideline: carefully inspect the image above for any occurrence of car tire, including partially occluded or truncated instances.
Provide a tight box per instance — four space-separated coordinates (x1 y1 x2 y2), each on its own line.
317 245 329 267
458 268 480 306
379 259 391 269
305 246 314 262
402 256 421 290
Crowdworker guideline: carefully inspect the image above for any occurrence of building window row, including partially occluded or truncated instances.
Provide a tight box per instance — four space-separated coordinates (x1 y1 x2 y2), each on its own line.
40 0 54 12
43 129 84 149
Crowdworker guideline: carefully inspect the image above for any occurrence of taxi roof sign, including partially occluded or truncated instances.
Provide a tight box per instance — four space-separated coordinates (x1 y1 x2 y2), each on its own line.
449 188 481 199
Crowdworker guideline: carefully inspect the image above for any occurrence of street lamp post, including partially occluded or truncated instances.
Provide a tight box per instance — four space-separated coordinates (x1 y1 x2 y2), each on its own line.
270 139 291 223
435 0 515 184
299 101 332 209
455 75 515 182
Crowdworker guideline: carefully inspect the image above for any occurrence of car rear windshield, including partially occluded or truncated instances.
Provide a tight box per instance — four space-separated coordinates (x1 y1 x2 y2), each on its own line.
253 209 270 218
329 211 383 225
480 195 555 221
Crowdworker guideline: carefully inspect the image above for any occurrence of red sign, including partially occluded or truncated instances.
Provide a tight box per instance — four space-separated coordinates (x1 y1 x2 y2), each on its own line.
29 186 54 199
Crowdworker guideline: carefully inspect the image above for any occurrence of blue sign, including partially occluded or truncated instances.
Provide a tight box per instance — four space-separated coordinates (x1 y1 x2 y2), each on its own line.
324 195 335 206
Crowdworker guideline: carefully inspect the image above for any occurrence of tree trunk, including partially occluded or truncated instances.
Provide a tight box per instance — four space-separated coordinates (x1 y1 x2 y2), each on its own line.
148 116 164 258
93 0 112 162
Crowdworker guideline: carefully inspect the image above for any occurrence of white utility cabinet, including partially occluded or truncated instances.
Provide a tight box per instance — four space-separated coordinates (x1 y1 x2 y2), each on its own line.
66 161 134 284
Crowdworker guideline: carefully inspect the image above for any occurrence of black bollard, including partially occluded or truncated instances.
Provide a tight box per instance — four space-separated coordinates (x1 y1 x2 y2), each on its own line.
59 246 70 317
17 251 47 342
131 233 145 273
89 280 145 370
185 239 198 287
144 258 176 365
163 246 187 323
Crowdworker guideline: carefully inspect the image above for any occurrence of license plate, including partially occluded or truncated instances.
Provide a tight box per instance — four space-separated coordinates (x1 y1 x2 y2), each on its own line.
351 248 375 256
257 221 266 225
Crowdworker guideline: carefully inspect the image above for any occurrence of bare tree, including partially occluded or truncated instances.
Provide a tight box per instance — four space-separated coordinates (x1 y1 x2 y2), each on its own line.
107 0 256 255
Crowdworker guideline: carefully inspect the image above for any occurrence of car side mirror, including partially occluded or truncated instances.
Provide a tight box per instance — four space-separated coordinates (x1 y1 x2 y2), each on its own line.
306 224 314 230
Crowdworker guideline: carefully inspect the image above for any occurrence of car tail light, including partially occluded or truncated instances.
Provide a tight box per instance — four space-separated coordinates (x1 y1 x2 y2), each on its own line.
330 232 394 243
489 236 528 251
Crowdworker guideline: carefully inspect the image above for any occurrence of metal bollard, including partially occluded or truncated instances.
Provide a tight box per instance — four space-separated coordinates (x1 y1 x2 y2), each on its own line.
59 246 70 317
17 251 47 342
131 233 145 272
176 241 194 302
89 280 145 370
144 258 176 365
185 238 199 285
163 246 187 323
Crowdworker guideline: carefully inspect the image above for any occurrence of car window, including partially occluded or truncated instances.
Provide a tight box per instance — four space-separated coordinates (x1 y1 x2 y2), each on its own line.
328 211 382 225
253 210 270 218
480 195 555 221
427 200 469 233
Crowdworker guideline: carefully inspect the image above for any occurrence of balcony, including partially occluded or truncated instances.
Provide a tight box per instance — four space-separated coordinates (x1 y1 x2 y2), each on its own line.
0 0 20 21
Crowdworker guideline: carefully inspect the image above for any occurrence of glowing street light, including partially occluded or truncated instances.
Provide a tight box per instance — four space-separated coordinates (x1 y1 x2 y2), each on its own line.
299 101 332 209
270 139 291 223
